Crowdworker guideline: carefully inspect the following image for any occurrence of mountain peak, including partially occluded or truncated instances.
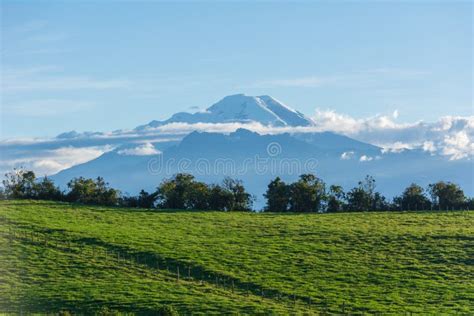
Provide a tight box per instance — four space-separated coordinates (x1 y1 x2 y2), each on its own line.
136 94 315 130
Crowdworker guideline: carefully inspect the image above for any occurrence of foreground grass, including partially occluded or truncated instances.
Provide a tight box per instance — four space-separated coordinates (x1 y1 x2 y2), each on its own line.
0 200 473 314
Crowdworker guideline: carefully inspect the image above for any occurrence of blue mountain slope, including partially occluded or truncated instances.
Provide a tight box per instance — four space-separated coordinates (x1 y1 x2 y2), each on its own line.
52 129 472 209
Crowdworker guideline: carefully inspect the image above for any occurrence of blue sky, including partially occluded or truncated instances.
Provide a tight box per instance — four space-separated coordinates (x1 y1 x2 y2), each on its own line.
1 1 472 138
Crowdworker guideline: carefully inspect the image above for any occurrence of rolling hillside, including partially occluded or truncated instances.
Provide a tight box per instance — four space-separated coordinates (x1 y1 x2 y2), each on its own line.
1 200 473 314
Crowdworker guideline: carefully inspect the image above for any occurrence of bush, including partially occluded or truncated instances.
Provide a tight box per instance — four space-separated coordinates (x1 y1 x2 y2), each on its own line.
156 305 179 316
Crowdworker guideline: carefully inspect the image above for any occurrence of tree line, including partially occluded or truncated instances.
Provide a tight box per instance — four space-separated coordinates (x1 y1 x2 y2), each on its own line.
0 169 253 211
264 174 472 212
1 168 472 212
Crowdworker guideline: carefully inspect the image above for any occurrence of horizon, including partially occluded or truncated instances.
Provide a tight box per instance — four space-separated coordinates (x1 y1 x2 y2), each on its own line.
1 1 472 138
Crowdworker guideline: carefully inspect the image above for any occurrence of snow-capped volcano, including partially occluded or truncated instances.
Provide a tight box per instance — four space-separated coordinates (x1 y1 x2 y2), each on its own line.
136 94 314 130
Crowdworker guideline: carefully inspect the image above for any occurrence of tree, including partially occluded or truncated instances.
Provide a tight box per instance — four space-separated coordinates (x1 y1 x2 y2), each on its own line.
428 181 466 210
372 192 390 211
345 175 383 211
264 177 290 212
66 177 120 206
466 197 474 210
2 168 37 199
187 181 210 210
67 177 96 204
137 190 158 208
34 177 63 201
156 174 196 209
326 185 345 212
289 174 326 212
222 177 253 211
207 184 233 211
394 183 431 211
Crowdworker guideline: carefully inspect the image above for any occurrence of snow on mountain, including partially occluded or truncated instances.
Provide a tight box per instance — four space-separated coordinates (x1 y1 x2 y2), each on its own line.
136 94 314 130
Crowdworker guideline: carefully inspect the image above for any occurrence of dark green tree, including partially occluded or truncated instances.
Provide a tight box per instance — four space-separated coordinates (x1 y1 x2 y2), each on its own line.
428 181 466 210
187 181 210 210
345 175 379 211
393 183 431 211
264 177 290 212
289 174 326 212
156 173 196 209
326 185 345 212
466 197 474 210
137 190 158 208
66 177 120 206
222 177 253 211
34 176 63 201
2 168 37 199
207 184 233 211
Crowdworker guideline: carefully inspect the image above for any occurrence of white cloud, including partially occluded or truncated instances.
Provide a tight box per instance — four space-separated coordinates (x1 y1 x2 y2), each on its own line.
422 141 437 153
392 110 399 119
340 151 355 160
0 145 113 176
309 111 473 161
138 113 473 161
118 143 161 156
442 131 474 160
359 155 373 162
381 141 412 153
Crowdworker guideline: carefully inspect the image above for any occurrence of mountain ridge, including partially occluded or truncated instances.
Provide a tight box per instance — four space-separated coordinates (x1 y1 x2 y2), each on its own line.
136 94 315 130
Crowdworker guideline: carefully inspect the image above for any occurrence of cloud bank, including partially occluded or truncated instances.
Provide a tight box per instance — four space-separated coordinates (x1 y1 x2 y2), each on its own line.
1 110 472 177
117 143 161 156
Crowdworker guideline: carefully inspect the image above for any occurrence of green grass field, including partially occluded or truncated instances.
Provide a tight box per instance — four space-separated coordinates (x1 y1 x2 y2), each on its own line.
0 200 473 315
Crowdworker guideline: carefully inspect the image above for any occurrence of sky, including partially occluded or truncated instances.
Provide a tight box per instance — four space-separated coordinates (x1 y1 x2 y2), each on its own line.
1 1 472 139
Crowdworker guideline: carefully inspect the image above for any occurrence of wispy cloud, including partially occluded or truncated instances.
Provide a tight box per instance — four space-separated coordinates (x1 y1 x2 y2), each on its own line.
1 66 131 93
25 32 67 43
3 99 95 117
9 20 48 34
255 76 339 88
2 20 70 56
117 143 161 156
0 145 113 175
252 68 429 88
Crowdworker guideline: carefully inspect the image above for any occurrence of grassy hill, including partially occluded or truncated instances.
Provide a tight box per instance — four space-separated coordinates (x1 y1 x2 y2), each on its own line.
0 200 473 314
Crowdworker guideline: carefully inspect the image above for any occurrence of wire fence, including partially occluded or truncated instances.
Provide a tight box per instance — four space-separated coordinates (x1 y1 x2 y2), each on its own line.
3 227 347 314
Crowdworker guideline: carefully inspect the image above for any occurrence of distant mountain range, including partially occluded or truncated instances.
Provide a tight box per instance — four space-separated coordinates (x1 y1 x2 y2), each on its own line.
52 100 472 209
1 93 467 209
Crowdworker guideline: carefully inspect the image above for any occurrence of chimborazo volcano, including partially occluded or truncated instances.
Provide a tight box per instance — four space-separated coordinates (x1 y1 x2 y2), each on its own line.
50 94 472 209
